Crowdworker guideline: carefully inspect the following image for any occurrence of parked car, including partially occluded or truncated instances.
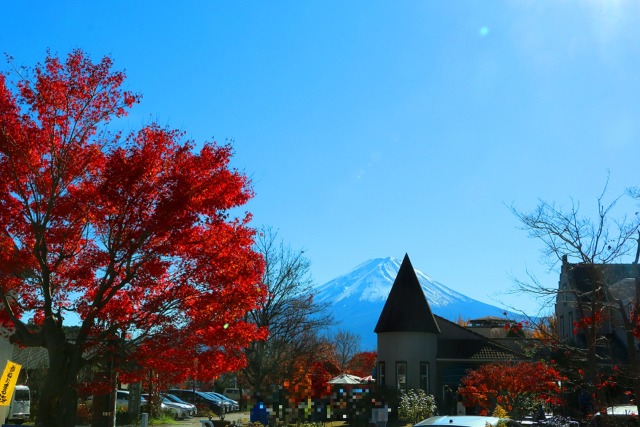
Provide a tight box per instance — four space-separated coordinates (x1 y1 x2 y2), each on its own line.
166 389 223 415
161 399 189 419
214 391 240 412
162 393 197 416
591 405 638 427
205 391 239 412
115 390 147 411
598 405 637 415
5 385 30 425
415 416 523 427
200 392 232 413
142 394 191 419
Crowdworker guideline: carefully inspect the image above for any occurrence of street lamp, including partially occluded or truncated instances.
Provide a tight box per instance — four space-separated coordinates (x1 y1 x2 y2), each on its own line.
193 358 199 393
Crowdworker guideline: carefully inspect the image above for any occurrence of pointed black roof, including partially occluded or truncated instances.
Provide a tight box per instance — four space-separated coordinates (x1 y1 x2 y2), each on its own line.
374 254 440 334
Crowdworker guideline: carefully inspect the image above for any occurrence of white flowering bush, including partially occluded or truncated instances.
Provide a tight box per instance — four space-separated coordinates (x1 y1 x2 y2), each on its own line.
398 389 437 424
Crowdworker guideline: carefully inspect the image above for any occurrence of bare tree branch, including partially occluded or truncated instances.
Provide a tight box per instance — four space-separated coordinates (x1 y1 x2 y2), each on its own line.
241 227 334 391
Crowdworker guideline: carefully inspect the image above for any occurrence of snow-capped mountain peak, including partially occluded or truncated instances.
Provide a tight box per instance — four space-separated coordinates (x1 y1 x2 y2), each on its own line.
315 257 399 304
316 256 473 306
315 256 513 349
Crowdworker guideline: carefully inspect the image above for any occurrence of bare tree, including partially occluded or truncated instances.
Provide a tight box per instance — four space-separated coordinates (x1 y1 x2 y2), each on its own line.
510 180 640 412
513 186 639 266
327 330 361 373
510 181 640 312
240 228 334 393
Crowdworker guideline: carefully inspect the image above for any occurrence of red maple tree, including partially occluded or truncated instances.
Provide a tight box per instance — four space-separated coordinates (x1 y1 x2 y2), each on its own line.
459 361 565 419
348 351 377 378
0 50 266 427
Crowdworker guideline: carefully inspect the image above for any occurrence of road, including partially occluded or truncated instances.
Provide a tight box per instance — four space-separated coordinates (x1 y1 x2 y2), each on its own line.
154 411 250 427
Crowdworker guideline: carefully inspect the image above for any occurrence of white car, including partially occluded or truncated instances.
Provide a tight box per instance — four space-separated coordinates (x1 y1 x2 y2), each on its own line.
601 405 637 415
141 393 193 419
415 416 522 427
160 398 190 419
6 385 30 425
162 393 197 416
591 405 638 427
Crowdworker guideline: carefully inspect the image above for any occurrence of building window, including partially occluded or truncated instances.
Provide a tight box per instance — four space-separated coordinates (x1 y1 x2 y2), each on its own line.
569 312 574 336
559 315 565 338
396 361 407 391
378 362 385 387
420 362 429 392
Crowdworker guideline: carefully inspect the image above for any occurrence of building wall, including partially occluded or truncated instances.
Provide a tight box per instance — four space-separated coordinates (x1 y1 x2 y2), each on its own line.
376 331 437 394
0 336 17 423
557 263 638 346
556 264 575 342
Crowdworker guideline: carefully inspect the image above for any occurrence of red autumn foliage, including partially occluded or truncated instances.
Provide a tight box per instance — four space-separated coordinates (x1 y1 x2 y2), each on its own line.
459 361 565 419
504 321 526 337
573 311 606 335
282 349 375 406
349 351 377 378
0 49 266 427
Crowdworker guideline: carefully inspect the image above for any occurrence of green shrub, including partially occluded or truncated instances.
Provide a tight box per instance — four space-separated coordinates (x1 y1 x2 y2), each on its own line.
148 413 179 425
397 389 437 425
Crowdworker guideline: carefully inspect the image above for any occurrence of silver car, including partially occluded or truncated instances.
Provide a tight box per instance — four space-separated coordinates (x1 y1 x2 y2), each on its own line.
160 398 190 419
415 416 522 427
162 393 197 416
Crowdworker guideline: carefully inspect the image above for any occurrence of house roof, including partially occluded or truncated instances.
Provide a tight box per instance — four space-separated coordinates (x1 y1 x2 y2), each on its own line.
564 262 638 294
468 316 513 326
437 339 519 361
12 345 49 369
434 315 526 361
374 254 440 334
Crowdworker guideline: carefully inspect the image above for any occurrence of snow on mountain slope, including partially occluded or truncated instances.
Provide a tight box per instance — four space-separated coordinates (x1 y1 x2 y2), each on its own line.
315 257 401 304
315 257 515 350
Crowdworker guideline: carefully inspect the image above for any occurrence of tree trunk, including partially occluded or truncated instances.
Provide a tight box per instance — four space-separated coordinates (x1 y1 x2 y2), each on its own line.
127 382 142 421
90 360 117 427
35 325 83 427
36 357 81 427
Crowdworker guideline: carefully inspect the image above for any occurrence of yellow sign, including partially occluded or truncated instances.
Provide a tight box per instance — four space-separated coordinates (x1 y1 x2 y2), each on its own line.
0 361 21 406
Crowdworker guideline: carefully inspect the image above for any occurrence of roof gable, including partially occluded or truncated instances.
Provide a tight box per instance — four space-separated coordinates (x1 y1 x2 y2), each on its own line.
437 339 520 361
374 254 440 334
434 315 526 360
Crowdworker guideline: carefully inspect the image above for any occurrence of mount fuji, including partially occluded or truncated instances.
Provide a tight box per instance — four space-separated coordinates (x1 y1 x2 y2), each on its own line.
315 256 516 350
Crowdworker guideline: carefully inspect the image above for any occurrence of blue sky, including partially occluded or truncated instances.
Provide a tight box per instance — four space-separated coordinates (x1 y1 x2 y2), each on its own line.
2 1 639 316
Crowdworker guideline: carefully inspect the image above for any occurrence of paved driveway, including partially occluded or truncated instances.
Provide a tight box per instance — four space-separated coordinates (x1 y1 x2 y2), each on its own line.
153 411 250 427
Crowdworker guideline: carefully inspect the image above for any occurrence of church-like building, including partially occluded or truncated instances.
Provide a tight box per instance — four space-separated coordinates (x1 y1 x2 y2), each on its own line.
374 254 526 412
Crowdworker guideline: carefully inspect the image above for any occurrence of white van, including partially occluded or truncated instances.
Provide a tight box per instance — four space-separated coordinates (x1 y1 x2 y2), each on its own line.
6 385 30 425
223 388 247 402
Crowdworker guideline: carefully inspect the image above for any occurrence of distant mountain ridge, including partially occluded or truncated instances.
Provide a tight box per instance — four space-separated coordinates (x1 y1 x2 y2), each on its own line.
315 256 518 349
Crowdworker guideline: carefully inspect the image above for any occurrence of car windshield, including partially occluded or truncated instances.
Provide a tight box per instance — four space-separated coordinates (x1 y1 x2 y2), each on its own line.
117 392 146 402
14 389 29 402
163 394 189 405
212 392 232 401
196 391 221 402
207 393 225 402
